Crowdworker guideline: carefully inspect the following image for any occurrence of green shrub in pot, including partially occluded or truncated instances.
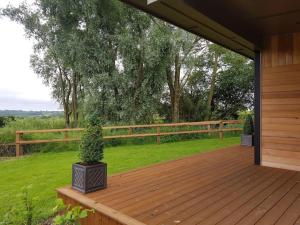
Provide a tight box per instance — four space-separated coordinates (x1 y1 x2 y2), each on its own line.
72 112 107 193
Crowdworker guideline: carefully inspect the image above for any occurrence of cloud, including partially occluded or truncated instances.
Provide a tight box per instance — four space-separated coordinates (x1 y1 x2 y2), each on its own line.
0 0 58 110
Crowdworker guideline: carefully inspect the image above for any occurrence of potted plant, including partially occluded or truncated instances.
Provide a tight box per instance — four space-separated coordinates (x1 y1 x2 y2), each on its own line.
72 112 107 193
241 114 254 147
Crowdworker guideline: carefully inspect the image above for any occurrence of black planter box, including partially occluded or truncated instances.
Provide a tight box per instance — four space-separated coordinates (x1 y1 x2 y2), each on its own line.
72 162 107 194
241 134 254 147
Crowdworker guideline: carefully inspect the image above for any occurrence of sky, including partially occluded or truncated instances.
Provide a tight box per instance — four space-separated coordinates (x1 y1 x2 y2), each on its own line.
0 0 60 111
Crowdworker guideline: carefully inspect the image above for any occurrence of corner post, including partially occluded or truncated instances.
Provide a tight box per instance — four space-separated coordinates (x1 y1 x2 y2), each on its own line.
254 51 261 165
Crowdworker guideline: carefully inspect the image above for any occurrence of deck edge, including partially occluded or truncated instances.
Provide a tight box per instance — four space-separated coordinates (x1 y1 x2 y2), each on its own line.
57 187 146 225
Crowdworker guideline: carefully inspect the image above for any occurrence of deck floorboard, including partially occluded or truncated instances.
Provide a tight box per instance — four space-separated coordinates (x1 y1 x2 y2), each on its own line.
58 145 300 225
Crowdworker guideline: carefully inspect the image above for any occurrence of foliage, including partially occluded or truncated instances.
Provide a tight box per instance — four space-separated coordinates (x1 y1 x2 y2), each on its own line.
79 112 104 163
243 114 254 135
0 137 239 222
213 52 254 119
1 2 82 128
0 186 39 225
0 116 15 128
1 0 254 125
0 117 6 128
238 110 253 121
0 117 65 143
53 199 92 225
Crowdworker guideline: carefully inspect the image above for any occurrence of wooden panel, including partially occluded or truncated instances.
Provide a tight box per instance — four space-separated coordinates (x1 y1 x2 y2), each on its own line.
57 146 300 225
262 32 300 171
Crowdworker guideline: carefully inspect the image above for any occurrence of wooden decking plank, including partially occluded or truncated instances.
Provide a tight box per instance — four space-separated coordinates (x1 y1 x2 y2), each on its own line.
57 187 146 225
216 172 296 225
256 182 300 225
95 147 249 197
95 150 251 205
111 157 251 209
235 173 300 225
89 151 248 201
104 147 250 188
150 167 279 225
134 164 256 220
56 146 300 225
106 146 248 185
275 194 300 225
198 170 296 225
135 165 266 224
176 169 286 225
294 216 300 225
97 157 246 205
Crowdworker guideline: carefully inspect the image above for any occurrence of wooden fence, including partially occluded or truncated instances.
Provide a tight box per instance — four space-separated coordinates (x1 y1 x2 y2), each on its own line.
14 120 242 157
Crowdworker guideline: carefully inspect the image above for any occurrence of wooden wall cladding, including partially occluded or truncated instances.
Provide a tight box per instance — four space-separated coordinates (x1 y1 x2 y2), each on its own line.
262 32 300 171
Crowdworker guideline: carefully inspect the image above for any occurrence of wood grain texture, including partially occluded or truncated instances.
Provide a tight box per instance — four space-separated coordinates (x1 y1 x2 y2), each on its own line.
57 146 300 225
262 32 300 171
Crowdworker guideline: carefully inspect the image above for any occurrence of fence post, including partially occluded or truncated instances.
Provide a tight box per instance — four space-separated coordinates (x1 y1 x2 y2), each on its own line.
156 127 160 144
64 130 68 142
128 127 133 135
16 132 23 157
219 121 224 140
207 124 211 136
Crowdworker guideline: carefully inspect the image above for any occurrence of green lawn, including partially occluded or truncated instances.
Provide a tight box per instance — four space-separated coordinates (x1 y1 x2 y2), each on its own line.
0 137 239 222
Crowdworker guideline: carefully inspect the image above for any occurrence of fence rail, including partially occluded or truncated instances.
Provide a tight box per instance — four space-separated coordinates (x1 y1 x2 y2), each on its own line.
14 120 242 157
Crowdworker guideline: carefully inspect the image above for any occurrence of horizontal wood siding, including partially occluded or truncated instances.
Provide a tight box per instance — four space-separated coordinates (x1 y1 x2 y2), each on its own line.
262 33 300 171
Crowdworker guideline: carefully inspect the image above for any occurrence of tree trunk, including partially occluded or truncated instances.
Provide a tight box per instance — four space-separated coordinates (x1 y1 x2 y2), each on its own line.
205 53 219 121
166 67 175 120
63 70 72 128
71 72 79 127
173 53 181 122
58 70 70 128
166 53 181 123
133 47 144 106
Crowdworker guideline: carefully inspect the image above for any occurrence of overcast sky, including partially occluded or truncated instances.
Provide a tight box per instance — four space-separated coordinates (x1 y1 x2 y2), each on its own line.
0 0 60 111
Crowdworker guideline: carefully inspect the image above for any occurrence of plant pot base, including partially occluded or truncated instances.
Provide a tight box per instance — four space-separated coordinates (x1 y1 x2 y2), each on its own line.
241 134 254 147
72 162 107 194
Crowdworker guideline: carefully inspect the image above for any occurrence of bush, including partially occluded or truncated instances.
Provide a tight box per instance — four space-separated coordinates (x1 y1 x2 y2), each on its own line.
243 114 254 135
79 112 104 164
0 117 6 128
53 199 92 225
0 186 39 225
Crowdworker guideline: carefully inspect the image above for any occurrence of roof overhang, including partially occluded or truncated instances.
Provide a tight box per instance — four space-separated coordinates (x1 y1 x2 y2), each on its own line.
121 0 300 59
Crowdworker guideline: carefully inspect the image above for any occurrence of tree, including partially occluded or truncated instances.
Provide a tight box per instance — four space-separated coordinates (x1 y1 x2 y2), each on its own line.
157 23 205 122
202 44 227 120
1 0 254 126
213 52 254 119
1 2 83 127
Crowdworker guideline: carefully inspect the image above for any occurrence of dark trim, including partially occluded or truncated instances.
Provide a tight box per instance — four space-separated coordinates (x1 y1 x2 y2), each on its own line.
254 51 261 165
120 0 255 59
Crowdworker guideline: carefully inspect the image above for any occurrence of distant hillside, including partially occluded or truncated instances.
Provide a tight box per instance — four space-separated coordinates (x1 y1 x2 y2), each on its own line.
0 110 63 117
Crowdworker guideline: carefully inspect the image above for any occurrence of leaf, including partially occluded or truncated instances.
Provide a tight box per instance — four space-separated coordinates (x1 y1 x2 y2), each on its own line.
79 210 88 219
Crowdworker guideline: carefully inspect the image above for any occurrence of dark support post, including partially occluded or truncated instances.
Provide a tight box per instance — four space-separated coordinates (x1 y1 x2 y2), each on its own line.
254 51 261 165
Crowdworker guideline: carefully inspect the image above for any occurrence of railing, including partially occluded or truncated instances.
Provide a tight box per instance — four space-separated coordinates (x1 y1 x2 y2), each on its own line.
14 120 242 157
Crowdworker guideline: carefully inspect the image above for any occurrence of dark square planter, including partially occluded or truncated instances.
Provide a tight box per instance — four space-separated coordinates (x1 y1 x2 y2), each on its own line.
72 162 107 194
241 134 254 147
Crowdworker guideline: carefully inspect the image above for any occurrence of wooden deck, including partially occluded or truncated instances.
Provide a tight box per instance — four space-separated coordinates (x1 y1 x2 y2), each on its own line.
57 146 300 225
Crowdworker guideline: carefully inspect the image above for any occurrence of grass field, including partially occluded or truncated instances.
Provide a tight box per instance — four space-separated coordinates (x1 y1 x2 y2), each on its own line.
0 137 239 223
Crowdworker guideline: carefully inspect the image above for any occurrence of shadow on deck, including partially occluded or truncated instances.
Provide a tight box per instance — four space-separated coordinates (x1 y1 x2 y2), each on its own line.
57 145 300 225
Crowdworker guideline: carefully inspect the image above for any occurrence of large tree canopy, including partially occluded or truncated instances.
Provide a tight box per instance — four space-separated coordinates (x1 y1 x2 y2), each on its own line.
1 0 254 125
